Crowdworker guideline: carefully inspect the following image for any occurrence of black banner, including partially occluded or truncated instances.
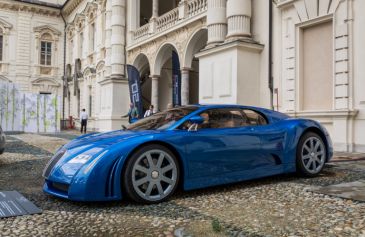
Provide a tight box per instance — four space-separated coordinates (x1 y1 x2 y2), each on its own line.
127 65 143 118
172 51 181 107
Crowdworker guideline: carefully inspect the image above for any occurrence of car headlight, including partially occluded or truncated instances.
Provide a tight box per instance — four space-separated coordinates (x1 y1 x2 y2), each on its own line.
68 154 93 164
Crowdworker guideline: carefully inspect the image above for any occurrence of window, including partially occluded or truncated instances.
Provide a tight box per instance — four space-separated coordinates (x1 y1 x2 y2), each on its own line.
89 86 92 116
90 23 95 52
196 109 245 129
69 40 74 63
127 106 198 131
40 41 52 66
242 109 268 126
79 32 84 57
0 34 3 61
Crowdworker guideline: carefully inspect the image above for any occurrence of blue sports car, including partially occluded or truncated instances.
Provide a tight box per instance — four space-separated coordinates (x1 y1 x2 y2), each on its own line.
43 105 333 203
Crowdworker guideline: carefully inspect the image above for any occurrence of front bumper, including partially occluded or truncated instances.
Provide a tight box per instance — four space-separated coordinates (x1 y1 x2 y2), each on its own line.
43 178 122 202
43 151 126 202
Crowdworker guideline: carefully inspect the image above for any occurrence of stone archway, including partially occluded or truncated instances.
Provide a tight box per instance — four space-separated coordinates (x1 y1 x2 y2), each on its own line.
153 43 181 111
182 28 208 105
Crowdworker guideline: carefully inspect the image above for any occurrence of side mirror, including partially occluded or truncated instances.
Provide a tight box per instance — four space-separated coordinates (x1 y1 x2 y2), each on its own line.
189 115 204 125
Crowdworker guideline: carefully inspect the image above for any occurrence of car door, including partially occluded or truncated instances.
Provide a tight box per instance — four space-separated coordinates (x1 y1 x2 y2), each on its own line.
182 108 265 178
241 109 286 168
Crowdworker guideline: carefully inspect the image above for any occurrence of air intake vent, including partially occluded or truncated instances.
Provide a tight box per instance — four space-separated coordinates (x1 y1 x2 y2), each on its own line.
43 150 66 178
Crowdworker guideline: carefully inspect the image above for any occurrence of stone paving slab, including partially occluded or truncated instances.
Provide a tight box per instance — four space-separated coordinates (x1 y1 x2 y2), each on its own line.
310 180 365 202
332 152 365 162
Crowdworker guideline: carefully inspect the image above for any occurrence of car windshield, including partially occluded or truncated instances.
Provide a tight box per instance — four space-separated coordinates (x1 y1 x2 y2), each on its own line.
126 106 199 131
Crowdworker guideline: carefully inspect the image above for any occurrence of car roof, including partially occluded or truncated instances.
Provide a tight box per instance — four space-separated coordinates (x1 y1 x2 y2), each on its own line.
189 104 268 111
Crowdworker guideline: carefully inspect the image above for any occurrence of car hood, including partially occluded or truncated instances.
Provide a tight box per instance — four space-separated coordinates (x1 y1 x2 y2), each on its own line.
63 130 160 150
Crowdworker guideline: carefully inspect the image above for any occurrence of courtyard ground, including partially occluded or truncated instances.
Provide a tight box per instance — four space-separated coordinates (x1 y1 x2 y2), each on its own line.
0 133 364 237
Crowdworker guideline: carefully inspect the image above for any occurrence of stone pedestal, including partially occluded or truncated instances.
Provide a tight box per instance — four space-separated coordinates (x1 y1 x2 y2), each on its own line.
196 41 263 105
98 78 130 131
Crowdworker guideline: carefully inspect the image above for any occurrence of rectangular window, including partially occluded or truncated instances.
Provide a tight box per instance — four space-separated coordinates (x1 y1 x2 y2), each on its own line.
90 23 95 52
40 41 52 66
69 40 74 63
79 32 84 57
0 35 3 61
89 86 92 117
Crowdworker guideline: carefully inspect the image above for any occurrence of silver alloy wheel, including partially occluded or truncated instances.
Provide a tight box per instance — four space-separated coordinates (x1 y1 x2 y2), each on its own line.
131 149 178 202
301 137 326 174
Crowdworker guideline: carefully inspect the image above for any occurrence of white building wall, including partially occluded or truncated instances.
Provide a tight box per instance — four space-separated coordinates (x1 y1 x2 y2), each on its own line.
352 0 365 151
0 1 64 96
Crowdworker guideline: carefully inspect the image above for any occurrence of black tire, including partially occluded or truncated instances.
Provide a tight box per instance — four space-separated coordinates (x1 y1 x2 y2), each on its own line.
122 144 180 204
0 148 4 155
296 132 327 177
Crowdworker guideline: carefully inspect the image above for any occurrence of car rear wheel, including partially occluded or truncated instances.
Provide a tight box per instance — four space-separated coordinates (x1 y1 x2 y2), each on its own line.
296 132 327 177
123 144 179 204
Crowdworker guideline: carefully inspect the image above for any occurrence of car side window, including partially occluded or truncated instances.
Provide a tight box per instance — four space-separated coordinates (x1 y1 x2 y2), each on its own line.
198 109 246 129
242 109 268 126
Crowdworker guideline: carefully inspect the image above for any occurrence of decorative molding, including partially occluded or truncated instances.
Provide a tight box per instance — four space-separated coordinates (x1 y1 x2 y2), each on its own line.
83 2 98 22
0 17 12 34
62 0 84 17
0 1 61 17
73 13 86 31
287 110 359 118
34 25 62 37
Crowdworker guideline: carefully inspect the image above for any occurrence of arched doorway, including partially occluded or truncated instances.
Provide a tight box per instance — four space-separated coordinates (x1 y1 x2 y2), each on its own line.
153 43 181 111
183 28 208 105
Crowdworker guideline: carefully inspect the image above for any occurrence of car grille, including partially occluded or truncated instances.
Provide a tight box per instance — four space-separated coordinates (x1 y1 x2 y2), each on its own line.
43 150 66 178
51 182 69 193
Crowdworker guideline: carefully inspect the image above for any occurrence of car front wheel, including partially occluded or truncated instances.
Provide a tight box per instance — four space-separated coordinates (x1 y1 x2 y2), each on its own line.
123 144 180 204
296 132 327 177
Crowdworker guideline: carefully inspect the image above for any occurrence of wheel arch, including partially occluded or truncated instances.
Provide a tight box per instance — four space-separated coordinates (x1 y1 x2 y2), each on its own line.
119 140 186 192
300 126 331 162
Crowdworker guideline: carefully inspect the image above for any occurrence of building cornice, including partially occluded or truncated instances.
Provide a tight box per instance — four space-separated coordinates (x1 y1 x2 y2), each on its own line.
0 0 61 17
13 0 63 9
62 0 84 17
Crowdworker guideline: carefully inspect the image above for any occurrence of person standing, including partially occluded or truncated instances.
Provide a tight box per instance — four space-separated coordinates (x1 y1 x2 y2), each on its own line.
80 109 88 134
144 105 154 117
123 103 139 123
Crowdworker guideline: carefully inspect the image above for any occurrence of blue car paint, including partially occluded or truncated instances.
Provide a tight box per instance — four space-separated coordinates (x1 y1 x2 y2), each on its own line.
43 105 333 201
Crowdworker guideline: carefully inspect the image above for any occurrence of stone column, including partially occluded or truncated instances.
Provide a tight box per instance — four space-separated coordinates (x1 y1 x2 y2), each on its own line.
207 0 227 46
152 0 159 19
104 0 112 77
151 75 159 112
226 0 251 40
111 0 126 79
181 68 190 105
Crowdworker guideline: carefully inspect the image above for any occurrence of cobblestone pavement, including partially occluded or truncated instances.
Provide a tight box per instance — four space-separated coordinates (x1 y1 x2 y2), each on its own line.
0 133 365 237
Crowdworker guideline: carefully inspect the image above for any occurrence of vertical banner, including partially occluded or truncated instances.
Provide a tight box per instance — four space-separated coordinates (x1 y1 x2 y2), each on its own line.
126 65 143 118
172 51 181 107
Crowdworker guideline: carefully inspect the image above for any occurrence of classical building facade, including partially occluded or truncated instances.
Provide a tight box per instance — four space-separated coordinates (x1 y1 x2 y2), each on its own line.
0 0 364 152
126 0 365 152
62 0 129 131
0 0 64 95
273 0 365 152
